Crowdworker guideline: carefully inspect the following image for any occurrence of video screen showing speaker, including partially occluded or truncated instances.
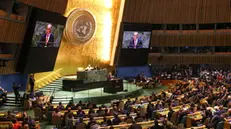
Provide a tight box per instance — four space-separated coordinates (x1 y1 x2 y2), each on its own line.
31 21 64 47
17 7 67 73
122 31 151 49
115 23 152 66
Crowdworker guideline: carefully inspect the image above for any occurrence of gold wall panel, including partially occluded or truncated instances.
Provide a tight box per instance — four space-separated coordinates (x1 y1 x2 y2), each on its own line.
35 0 122 80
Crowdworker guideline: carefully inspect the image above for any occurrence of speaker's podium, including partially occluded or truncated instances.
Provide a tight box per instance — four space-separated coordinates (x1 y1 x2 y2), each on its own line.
37 41 55 47
103 79 124 94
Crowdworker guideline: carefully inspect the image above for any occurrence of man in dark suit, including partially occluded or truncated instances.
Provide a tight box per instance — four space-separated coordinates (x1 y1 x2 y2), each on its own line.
150 120 164 129
128 121 142 129
38 24 55 47
29 74 35 93
12 82 20 104
167 107 174 121
128 32 143 49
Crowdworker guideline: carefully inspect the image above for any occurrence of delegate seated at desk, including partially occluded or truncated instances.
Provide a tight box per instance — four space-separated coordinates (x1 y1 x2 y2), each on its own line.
38 24 55 47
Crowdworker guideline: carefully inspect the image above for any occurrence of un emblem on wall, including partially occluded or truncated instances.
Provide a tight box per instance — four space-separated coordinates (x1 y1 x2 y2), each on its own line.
65 9 96 44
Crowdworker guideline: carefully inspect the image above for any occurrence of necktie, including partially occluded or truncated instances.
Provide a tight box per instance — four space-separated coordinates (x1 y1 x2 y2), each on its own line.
134 40 137 48
46 34 49 44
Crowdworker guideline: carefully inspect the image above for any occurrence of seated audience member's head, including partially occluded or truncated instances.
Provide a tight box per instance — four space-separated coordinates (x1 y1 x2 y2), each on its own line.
77 106 82 110
114 114 119 119
89 116 94 121
109 126 114 129
68 113 73 119
103 116 107 121
67 107 71 112
59 102 62 105
55 108 59 113
12 119 17 124
154 119 159 126
228 109 231 115
79 117 83 123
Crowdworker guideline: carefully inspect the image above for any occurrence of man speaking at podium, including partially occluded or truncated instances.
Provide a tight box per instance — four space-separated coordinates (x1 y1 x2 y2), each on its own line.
39 24 54 47
128 32 143 49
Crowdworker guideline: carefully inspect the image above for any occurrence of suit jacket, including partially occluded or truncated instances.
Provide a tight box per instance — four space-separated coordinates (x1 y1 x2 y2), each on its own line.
128 38 143 49
151 125 164 129
38 33 55 47
29 77 35 86
129 123 142 129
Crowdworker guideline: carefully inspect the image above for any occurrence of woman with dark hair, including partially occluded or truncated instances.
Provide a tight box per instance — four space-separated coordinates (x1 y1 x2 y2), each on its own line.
75 117 87 129
101 116 112 126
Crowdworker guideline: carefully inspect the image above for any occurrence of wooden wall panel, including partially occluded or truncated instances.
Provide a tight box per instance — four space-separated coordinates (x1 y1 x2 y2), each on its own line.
0 19 25 74
151 30 231 46
0 0 68 75
0 61 17 74
16 0 68 14
148 54 231 64
0 19 26 43
123 0 231 24
0 19 8 42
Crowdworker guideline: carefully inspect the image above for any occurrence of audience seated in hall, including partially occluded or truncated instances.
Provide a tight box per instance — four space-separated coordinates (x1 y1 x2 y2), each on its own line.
2 68 231 129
